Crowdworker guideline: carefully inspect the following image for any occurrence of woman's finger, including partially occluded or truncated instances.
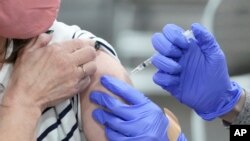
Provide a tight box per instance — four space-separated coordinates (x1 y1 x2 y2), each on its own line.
72 46 96 66
63 39 95 53
76 61 97 79
26 33 52 51
77 76 91 92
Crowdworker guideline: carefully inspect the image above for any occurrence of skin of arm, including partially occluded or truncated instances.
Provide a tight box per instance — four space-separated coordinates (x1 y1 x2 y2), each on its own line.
0 93 41 141
80 50 130 141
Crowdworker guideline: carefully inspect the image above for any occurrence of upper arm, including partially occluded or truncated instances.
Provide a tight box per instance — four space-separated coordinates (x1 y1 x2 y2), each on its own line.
79 50 131 141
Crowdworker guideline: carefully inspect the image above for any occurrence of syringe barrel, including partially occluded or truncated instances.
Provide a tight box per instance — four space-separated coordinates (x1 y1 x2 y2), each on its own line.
183 30 196 42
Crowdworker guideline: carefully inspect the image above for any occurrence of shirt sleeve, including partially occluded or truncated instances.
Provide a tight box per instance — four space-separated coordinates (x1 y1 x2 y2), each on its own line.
232 90 250 124
72 29 119 61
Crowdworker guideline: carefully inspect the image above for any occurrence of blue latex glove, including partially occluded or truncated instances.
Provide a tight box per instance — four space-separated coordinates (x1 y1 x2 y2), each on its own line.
151 23 242 120
90 75 187 141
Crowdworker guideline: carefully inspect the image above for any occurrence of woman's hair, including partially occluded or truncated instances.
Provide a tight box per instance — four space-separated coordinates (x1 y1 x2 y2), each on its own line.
4 30 53 63
4 38 32 63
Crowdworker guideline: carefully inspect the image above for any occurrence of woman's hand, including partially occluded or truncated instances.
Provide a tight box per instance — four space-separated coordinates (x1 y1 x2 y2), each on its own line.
2 33 97 113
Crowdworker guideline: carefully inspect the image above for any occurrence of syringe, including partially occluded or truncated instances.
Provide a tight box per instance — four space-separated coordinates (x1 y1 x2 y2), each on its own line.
130 57 152 75
130 30 195 75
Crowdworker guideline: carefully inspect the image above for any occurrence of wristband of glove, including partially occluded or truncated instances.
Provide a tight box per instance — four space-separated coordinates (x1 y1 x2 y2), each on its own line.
197 82 242 120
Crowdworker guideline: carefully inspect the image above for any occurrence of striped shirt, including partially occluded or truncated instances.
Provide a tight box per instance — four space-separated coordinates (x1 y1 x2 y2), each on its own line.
0 21 118 141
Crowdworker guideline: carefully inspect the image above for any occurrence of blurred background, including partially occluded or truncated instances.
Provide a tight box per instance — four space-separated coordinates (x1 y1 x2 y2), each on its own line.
58 0 250 140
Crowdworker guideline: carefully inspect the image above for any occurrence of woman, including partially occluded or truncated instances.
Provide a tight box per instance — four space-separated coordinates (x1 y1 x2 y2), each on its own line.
0 0 97 140
0 0 185 140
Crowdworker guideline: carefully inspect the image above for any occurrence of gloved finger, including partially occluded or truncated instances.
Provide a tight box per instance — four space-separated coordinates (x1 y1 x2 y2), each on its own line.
191 23 219 52
177 133 188 141
100 75 148 105
152 54 181 74
93 109 137 136
105 127 128 141
152 33 182 58
162 24 188 49
90 91 136 120
153 72 180 87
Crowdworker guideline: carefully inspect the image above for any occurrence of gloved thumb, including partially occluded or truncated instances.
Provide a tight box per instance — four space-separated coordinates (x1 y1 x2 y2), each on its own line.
191 23 220 54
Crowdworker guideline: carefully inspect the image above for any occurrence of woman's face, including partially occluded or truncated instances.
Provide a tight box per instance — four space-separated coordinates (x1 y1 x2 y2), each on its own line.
0 0 61 39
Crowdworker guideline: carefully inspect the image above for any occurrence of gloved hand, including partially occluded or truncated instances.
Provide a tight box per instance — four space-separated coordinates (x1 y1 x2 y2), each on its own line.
151 23 242 120
90 75 187 141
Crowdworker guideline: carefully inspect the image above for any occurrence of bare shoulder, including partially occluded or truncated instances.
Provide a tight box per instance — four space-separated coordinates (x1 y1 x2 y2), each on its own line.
80 50 131 141
88 50 131 90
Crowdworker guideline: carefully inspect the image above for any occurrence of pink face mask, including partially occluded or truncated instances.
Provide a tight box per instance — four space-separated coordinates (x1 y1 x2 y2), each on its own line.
0 0 60 39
